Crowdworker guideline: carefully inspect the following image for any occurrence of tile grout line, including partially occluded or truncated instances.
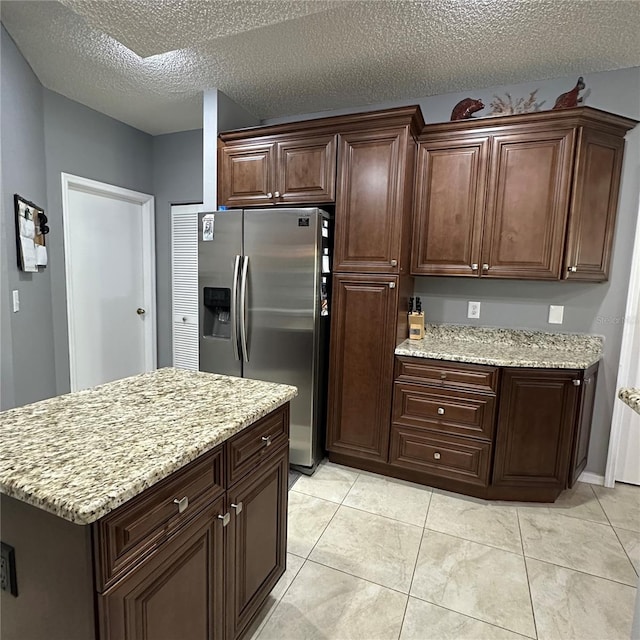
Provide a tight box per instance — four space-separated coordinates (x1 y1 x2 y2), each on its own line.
517 508 540 640
423 524 524 557
611 527 640 578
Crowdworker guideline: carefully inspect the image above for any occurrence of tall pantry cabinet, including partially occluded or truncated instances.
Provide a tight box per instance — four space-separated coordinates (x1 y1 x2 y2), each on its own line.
326 107 424 465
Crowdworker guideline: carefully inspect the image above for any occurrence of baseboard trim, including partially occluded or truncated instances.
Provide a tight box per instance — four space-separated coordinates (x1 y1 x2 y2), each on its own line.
578 471 605 486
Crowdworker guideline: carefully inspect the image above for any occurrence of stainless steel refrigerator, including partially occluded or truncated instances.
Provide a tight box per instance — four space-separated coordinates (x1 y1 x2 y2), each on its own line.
198 207 331 472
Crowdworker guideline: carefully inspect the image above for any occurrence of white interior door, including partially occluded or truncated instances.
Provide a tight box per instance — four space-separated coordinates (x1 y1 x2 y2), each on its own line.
171 203 202 370
62 174 156 391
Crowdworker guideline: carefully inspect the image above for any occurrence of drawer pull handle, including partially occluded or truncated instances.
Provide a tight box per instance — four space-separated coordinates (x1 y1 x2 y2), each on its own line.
433 452 441 460
262 435 272 446
218 512 230 527
231 502 243 515
440 373 447 380
437 407 445 415
173 496 189 513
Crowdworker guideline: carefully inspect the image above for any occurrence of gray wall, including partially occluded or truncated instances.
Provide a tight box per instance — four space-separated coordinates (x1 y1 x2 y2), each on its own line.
0 26 55 410
152 129 203 367
42 90 153 396
264 67 640 476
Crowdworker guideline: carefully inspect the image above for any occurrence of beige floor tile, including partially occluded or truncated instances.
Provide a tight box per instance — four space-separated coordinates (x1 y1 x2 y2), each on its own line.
310 505 422 593
518 510 637 585
292 460 359 503
615 527 640 574
527 557 637 640
287 490 338 558
400 597 529 640
411 530 536 638
343 473 432 526
517 481 608 524
427 490 522 553
242 554 305 640
257 560 407 640
593 482 640 532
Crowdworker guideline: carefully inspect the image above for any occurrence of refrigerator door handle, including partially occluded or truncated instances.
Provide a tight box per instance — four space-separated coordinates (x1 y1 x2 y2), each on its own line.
231 255 241 361
239 255 249 362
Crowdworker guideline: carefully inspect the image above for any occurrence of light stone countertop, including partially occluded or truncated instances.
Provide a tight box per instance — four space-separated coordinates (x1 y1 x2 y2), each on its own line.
396 324 603 369
618 388 640 415
0 368 297 525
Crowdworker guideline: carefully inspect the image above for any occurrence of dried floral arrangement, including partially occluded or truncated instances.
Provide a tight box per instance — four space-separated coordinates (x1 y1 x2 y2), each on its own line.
488 90 545 116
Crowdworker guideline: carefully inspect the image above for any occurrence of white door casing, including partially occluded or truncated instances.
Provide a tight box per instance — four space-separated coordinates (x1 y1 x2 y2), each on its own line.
61 173 156 392
171 203 202 370
606 199 640 487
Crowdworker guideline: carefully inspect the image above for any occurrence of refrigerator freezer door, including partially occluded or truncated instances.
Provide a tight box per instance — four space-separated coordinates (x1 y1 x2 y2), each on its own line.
198 210 243 377
243 208 322 468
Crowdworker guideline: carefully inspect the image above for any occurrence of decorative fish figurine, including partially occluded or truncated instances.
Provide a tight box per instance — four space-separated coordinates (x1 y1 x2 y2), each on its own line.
552 77 586 109
450 98 485 121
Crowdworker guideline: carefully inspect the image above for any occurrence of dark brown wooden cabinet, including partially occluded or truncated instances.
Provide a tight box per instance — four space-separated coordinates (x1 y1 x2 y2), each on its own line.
326 274 400 462
411 107 637 281
218 134 336 207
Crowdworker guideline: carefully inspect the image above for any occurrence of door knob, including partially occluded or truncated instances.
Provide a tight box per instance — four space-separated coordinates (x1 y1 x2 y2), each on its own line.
136 308 146 315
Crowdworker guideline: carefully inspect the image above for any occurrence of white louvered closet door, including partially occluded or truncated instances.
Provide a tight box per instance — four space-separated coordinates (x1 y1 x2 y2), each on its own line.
171 204 203 370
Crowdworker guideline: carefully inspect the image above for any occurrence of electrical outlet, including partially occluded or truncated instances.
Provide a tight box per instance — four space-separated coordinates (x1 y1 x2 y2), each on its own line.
548 305 564 324
467 301 481 319
1 542 18 597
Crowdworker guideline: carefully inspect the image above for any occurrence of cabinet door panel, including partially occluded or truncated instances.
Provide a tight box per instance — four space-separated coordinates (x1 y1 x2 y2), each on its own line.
411 137 488 275
226 448 288 640
334 129 407 273
219 143 274 206
277 134 336 203
569 365 598 486
483 130 574 279
326 274 398 461
564 129 625 281
493 369 579 488
99 499 225 640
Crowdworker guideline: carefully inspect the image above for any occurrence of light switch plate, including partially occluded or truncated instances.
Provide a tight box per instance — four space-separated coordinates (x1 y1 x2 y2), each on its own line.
467 301 481 319
12 290 19 313
548 305 564 324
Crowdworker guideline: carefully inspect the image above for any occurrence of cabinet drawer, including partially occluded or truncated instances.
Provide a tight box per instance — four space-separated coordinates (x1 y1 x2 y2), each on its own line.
396 357 499 393
227 406 289 486
392 382 495 440
389 426 491 487
94 446 225 591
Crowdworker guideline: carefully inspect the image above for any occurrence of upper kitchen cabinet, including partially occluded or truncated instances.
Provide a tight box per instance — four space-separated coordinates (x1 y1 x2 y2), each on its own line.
333 107 424 274
218 133 336 207
411 107 637 281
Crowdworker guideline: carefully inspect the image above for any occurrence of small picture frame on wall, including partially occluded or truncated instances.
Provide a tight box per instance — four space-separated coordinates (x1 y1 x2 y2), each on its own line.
14 194 48 272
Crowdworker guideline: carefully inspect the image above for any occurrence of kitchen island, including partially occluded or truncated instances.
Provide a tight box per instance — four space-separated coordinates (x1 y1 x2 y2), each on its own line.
0 368 297 640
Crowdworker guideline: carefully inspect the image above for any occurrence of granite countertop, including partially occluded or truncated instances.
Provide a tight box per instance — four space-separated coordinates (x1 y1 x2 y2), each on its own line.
396 324 603 369
618 388 640 415
0 368 297 525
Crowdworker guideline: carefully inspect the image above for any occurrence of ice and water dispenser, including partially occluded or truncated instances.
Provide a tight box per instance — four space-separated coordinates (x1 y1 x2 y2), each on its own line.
202 287 231 338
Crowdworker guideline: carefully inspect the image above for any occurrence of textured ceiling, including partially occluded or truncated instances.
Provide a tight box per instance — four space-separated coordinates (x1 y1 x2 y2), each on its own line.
2 0 639 135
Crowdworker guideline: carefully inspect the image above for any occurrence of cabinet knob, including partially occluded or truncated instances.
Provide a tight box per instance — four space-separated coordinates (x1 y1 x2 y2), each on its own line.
274 191 280 198
440 372 447 380
433 452 441 460
471 263 479 271
388 282 396 289
261 435 272 446
391 259 398 267
173 496 189 513
137 308 146 315
266 192 273 198
182 316 187 322
218 512 231 527
437 407 445 415
573 379 582 386
482 264 489 271
231 502 243 515
568 266 578 273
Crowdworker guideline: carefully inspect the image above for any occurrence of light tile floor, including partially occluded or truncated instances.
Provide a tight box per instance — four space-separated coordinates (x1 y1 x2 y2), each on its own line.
247 460 640 640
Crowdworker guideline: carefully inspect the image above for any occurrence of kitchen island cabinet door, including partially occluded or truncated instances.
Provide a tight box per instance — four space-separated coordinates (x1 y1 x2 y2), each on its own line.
334 128 412 274
326 274 399 461
481 129 575 280
99 498 225 640
492 369 580 494
219 142 275 207
411 136 489 276
226 446 288 640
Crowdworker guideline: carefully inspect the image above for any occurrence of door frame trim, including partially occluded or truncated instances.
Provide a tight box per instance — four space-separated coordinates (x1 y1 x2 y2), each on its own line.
605 198 640 487
61 173 157 392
